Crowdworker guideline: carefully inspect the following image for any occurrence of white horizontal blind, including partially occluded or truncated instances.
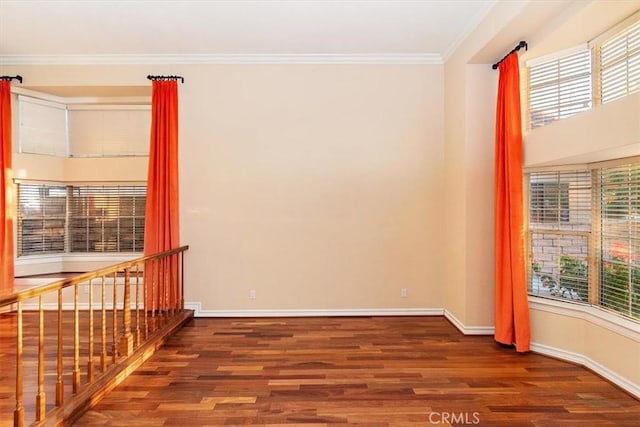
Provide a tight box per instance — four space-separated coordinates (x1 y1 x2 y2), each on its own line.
528 49 592 129
600 163 640 319
529 171 592 231
17 183 146 256
69 185 146 252
599 19 640 104
18 96 68 156
68 107 151 157
528 171 591 302
17 184 67 255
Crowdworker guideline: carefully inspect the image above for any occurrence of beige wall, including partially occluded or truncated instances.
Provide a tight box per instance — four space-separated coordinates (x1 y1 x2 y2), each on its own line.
179 64 445 311
3 63 446 312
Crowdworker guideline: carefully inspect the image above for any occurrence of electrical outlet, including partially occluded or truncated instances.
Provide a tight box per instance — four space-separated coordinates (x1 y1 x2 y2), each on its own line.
400 288 408 298
249 289 256 300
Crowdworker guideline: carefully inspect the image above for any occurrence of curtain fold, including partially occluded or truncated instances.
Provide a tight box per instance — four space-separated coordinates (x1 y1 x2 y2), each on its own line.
0 81 14 296
144 80 180 310
494 53 531 352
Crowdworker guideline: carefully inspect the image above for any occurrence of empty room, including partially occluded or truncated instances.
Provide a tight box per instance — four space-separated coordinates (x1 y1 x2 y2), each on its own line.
0 0 639 425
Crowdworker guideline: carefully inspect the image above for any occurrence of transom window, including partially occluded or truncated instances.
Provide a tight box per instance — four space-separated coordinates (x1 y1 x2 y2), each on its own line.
527 12 640 129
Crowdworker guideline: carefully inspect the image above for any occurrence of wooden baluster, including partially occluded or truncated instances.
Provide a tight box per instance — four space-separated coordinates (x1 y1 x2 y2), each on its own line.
151 260 156 332
144 261 149 339
134 264 141 347
180 250 185 310
171 253 177 315
159 258 163 325
36 296 46 421
112 271 118 364
88 279 95 383
163 256 168 323
56 289 64 406
167 255 173 318
119 268 133 357
100 275 107 373
73 284 81 393
14 301 24 427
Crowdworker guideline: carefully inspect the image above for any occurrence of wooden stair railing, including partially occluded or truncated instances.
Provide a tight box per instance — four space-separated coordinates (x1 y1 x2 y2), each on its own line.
0 245 191 427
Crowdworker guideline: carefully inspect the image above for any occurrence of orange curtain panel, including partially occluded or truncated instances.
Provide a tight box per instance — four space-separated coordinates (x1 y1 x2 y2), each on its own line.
494 53 531 352
0 81 14 296
144 80 180 309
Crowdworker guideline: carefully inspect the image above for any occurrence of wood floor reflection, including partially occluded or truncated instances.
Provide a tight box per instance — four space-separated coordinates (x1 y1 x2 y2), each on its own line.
72 316 640 426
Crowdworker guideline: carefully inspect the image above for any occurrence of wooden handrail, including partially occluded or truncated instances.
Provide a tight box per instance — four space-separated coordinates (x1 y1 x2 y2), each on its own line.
1 245 190 426
0 245 189 307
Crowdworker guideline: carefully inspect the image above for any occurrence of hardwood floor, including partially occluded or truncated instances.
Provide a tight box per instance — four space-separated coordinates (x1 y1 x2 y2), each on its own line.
73 316 640 426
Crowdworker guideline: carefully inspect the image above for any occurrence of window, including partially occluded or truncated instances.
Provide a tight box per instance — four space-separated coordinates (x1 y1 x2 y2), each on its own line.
526 12 640 129
528 162 640 321
529 171 591 302
68 186 146 252
18 96 68 157
598 19 640 104
600 163 640 318
17 184 67 255
528 48 592 129
17 183 146 256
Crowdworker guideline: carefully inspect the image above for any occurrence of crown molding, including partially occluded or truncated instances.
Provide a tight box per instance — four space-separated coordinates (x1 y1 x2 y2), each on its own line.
441 0 497 62
0 53 443 66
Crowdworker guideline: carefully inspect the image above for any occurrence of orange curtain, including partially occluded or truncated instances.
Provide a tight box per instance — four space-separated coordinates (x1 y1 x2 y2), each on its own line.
144 80 180 309
494 53 530 352
0 81 14 296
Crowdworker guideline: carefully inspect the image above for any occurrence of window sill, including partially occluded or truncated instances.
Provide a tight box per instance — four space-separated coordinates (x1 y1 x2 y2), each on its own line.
16 253 141 265
529 296 640 342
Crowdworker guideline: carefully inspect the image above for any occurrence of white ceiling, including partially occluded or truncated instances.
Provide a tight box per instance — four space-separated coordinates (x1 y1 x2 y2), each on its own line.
0 0 496 64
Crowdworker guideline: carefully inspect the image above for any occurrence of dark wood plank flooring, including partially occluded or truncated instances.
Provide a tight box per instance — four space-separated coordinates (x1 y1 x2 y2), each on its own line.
73 316 640 426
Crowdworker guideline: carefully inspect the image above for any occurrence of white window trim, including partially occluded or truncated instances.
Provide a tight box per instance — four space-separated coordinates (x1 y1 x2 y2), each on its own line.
588 9 640 49
525 43 589 68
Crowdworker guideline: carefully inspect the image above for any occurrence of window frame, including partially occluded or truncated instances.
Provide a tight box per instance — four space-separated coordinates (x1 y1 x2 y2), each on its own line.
16 181 147 257
525 10 640 130
526 44 593 130
526 157 640 323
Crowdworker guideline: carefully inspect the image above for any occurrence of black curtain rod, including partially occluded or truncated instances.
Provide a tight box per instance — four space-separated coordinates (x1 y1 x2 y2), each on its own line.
492 41 528 70
0 75 23 83
147 74 184 83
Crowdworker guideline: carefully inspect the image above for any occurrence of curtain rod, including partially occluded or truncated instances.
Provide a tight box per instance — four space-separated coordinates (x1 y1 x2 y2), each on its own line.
0 75 23 83
147 74 184 83
492 41 528 70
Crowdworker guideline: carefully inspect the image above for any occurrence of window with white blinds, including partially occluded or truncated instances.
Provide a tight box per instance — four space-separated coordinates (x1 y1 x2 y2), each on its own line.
69 185 146 252
528 49 592 129
18 184 67 255
526 13 640 129
527 161 640 321
528 171 591 302
600 163 640 319
17 183 146 256
599 19 640 104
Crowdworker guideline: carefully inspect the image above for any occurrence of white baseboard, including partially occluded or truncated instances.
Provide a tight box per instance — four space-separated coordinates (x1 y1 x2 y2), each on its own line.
530 342 640 400
443 309 495 335
184 302 444 318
